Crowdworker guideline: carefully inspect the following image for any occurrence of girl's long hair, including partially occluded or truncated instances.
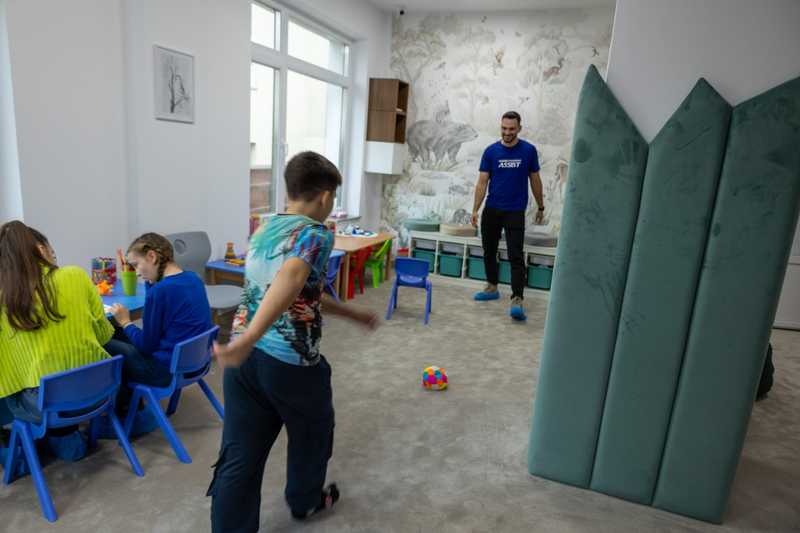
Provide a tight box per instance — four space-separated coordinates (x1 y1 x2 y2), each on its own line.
0 220 64 332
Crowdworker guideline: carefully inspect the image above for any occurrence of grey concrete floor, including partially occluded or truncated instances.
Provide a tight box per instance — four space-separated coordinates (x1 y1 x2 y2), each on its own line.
1 279 798 532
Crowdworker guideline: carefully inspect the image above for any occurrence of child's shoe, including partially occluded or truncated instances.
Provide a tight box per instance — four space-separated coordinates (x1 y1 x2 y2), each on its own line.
291 483 340 520
46 431 88 462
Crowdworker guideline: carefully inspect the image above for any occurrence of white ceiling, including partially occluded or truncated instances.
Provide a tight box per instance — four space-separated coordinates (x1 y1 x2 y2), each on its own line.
367 0 615 13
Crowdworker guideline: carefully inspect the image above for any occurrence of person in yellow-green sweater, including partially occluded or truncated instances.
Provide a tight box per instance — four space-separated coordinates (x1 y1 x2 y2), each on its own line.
0 221 114 467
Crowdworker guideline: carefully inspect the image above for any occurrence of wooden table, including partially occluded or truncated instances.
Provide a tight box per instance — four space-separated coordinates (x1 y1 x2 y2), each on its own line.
334 232 393 302
205 233 394 303
206 259 245 286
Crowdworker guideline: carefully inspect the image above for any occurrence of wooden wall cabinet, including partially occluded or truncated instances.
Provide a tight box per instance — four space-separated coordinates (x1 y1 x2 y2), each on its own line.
366 78 409 143
366 78 409 175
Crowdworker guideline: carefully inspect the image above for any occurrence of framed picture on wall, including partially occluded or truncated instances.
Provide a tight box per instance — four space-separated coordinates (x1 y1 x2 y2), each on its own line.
154 45 195 123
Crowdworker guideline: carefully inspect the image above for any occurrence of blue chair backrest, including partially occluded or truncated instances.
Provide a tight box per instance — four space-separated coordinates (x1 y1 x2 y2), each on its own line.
395 257 430 279
327 252 344 284
38 355 123 430
169 326 220 375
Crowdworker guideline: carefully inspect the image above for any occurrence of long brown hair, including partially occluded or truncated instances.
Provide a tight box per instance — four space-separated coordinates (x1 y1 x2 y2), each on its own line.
127 233 175 282
0 220 64 332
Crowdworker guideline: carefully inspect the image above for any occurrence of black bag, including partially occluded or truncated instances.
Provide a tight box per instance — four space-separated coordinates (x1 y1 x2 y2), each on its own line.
756 343 775 401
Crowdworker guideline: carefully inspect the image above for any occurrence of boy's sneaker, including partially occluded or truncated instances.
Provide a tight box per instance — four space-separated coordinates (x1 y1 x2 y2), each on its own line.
473 285 500 301
97 409 158 440
46 431 88 462
0 443 31 480
509 296 527 321
291 483 340 521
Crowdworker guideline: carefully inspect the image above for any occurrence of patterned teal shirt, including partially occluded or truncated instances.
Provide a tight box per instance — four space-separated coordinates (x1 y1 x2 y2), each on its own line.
232 214 334 366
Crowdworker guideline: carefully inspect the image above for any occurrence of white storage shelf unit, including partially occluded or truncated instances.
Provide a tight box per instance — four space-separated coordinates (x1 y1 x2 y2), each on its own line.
408 230 557 283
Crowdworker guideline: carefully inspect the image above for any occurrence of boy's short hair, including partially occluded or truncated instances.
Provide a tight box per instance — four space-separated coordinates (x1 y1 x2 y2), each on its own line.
285 151 343 201
502 111 521 124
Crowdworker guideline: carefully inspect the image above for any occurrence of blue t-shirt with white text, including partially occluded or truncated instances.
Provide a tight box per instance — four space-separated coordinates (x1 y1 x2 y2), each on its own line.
479 139 540 212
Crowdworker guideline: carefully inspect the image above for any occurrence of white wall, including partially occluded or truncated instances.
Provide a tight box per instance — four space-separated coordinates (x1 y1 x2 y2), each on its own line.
3 0 391 267
0 0 22 223
606 0 800 142
5 0 128 268
606 0 800 328
123 0 251 257
289 0 392 230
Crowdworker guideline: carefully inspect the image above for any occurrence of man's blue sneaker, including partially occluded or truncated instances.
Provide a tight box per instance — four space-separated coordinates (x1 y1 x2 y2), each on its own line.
509 296 527 321
474 286 500 301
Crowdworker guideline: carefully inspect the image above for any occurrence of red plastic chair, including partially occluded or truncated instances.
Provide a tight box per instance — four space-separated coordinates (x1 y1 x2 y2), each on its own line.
347 247 373 299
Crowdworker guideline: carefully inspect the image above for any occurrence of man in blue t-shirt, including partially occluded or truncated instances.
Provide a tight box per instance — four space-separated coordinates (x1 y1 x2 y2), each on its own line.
471 111 544 321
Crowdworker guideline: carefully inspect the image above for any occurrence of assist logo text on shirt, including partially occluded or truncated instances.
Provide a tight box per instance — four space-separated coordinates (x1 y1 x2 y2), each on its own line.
498 159 522 169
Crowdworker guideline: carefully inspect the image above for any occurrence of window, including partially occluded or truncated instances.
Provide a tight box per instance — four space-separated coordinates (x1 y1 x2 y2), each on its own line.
251 3 278 49
250 1 351 216
288 21 348 75
286 71 343 169
249 63 276 216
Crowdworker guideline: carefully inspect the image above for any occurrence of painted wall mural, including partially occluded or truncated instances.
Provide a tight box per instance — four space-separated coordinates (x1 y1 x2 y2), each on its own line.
381 8 614 244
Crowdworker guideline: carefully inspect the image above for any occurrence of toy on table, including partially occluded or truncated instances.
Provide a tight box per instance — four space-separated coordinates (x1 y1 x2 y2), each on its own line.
222 243 246 267
422 366 448 390
96 279 114 296
91 256 117 285
337 224 376 238
224 242 237 260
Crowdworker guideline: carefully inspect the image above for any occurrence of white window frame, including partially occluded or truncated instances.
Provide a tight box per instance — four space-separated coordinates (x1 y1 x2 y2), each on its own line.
251 0 352 213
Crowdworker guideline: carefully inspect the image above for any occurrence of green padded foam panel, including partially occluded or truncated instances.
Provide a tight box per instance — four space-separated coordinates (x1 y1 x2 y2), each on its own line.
528 65 648 487
590 79 731 504
653 75 800 523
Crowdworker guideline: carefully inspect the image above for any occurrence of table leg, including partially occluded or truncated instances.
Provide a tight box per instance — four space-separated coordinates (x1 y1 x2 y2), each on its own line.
334 258 343 302
340 252 351 302
384 245 392 282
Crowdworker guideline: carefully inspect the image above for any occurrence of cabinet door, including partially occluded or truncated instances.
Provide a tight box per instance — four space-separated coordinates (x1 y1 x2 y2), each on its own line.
367 110 398 142
369 79 400 111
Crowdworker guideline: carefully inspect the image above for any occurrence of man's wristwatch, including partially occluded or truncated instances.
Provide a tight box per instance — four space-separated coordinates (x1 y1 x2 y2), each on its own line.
537 206 545 211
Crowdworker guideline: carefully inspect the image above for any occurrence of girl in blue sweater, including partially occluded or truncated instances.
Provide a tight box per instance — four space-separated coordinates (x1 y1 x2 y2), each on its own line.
105 233 214 433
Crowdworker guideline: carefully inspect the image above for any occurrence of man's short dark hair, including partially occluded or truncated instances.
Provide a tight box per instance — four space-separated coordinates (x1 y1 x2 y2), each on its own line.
502 111 521 124
285 151 343 201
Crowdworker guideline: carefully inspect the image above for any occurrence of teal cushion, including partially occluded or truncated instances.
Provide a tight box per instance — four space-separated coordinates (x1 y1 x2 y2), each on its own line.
654 75 800 523
591 79 732 504
528 65 648 487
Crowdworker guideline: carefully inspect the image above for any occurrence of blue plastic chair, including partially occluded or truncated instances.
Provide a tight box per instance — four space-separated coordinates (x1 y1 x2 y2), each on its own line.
123 326 222 464
385 257 432 325
3 356 143 522
324 250 345 303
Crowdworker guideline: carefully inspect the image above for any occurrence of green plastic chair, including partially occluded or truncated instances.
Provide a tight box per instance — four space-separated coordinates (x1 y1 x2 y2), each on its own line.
365 240 392 288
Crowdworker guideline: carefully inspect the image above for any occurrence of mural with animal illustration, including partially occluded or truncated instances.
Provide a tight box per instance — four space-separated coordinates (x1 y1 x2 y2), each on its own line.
381 9 614 243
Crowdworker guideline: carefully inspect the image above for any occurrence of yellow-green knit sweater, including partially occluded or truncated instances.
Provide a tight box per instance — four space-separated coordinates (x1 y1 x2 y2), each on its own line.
0 266 113 398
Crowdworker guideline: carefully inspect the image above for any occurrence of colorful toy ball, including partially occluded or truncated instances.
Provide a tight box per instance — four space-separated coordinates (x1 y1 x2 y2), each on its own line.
422 366 448 390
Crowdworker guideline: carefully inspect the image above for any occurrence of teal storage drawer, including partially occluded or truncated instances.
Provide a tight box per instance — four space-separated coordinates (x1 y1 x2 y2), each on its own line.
412 250 435 272
499 260 511 284
528 265 553 290
468 257 487 280
438 252 463 277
